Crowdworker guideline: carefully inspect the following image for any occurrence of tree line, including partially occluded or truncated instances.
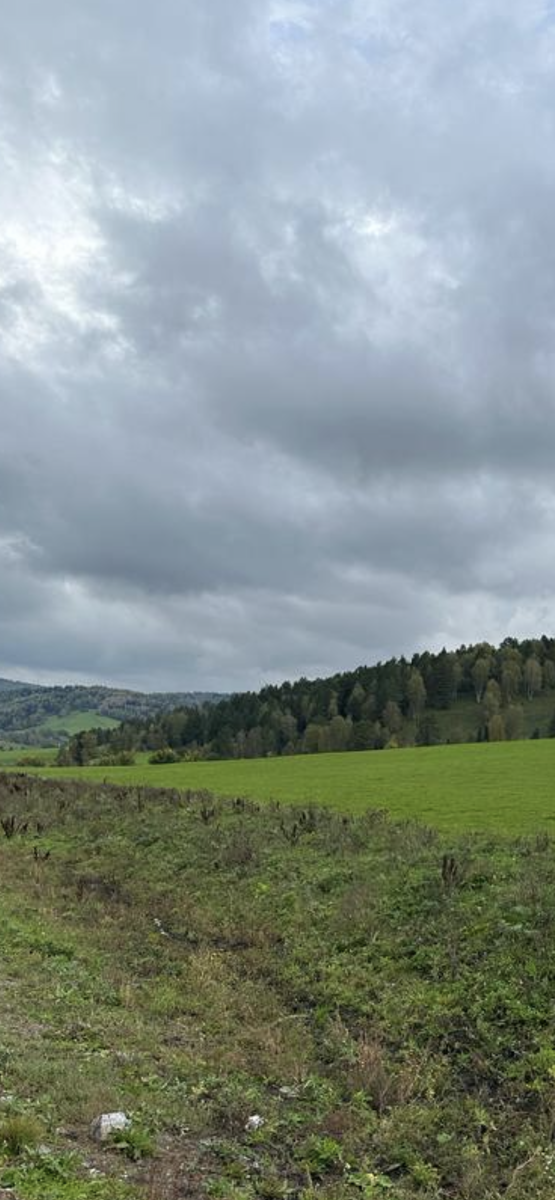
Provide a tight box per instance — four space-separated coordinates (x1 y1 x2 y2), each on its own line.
0 682 222 747
59 635 555 765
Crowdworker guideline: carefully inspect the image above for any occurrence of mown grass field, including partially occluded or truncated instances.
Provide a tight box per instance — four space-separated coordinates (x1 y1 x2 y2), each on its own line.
1 773 555 1198
20 738 555 835
0 747 59 766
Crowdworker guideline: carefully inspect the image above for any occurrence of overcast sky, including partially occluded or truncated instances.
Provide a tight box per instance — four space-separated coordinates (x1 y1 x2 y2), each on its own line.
1 1 555 692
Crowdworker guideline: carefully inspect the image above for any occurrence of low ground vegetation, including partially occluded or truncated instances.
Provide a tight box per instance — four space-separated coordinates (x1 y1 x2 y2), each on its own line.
0 774 554 1196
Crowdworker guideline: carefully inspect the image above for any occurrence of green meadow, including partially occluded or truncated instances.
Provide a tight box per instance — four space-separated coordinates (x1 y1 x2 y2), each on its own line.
16 737 555 835
0 747 59 766
38 710 120 735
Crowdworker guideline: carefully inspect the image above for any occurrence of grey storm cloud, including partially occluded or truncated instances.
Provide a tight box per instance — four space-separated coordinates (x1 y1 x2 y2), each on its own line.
1 0 555 690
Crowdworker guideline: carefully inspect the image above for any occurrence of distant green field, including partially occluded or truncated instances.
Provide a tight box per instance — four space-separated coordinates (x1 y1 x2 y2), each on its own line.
38 709 120 734
13 737 555 835
0 746 59 766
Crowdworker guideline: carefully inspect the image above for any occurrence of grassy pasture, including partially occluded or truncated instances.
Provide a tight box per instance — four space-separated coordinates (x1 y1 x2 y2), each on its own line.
0 746 59 766
18 737 555 835
38 710 120 735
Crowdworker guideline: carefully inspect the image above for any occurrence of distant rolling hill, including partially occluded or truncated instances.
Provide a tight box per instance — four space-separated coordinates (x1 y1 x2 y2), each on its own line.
0 679 223 746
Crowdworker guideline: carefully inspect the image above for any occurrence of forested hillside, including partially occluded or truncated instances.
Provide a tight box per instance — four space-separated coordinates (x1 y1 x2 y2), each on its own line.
0 680 222 747
62 636 555 765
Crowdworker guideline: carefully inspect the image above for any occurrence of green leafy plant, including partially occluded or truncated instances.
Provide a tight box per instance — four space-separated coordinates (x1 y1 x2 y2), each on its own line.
297 1135 343 1176
110 1123 155 1161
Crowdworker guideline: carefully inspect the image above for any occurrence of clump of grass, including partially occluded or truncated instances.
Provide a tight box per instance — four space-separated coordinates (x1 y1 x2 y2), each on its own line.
0 1112 44 1156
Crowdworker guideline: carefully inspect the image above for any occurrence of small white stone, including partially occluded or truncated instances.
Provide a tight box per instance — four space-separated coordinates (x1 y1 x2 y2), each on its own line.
245 1114 264 1132
90 1112 130 1142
